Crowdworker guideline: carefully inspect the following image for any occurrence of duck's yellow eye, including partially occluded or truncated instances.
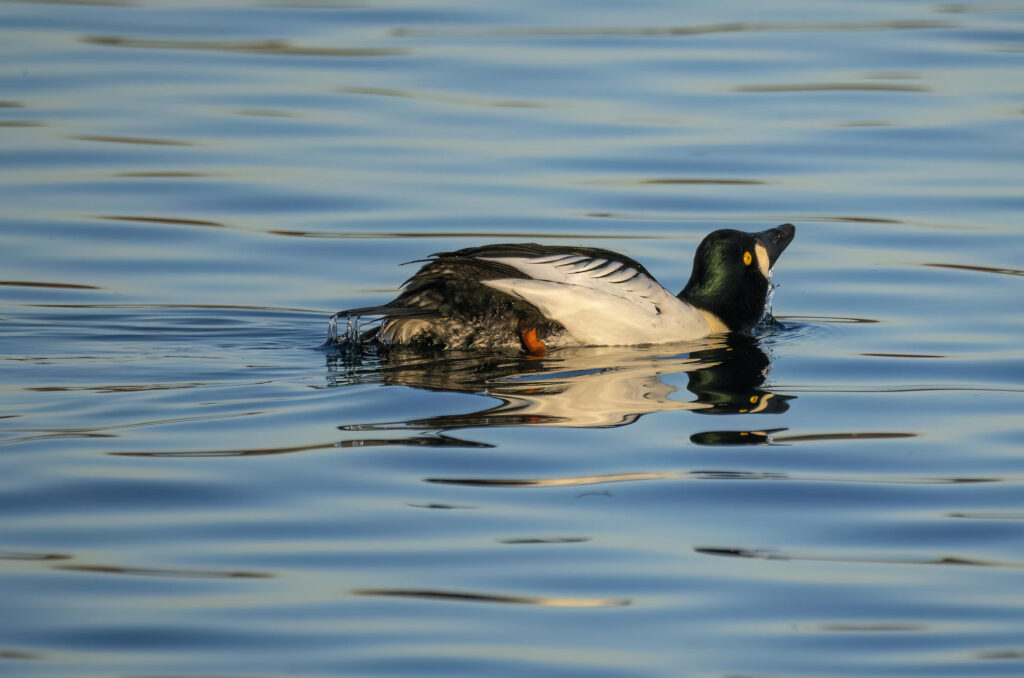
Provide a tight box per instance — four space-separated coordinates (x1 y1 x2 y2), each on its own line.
743 251 753 266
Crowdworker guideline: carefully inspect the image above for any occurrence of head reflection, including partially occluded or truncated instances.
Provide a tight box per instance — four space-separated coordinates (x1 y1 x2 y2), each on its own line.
685 335 793 416
326 334 793 444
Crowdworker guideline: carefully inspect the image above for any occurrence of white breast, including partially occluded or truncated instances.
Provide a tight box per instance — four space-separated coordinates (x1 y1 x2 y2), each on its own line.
480 254 714 346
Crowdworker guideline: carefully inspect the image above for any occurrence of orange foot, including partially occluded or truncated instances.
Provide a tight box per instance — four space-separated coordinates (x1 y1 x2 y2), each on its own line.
520 327 547 358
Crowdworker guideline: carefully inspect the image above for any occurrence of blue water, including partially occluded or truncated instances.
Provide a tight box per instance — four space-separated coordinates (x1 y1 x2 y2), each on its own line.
2 1 1024 676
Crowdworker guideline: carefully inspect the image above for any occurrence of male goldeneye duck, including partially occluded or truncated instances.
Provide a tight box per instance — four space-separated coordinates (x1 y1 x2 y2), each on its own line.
330 224 795 356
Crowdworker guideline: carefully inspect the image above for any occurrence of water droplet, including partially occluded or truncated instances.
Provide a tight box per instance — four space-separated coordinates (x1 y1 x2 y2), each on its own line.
326 314 338 344
345 314 362 344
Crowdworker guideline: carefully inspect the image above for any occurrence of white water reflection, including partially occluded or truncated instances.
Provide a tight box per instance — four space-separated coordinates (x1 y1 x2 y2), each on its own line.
329 334 792 432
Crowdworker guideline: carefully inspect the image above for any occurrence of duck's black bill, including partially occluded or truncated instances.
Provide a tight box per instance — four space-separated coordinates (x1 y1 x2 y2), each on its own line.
754 223 796 269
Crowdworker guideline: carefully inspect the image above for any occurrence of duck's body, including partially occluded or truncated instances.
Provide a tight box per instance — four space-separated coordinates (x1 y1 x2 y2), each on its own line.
331 224 795 355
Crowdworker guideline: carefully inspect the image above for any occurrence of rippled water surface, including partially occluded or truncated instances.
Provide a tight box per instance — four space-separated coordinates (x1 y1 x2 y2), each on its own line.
2 1 1024 676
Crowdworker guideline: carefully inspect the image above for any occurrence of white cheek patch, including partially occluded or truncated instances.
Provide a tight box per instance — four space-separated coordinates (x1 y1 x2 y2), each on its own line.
754 242 771 279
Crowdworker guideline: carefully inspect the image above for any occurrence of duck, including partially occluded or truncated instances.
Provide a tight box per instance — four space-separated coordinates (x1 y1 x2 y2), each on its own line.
329 223 795 356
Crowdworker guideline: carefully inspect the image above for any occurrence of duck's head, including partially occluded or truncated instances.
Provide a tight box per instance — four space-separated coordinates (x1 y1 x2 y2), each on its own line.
679 223 795 333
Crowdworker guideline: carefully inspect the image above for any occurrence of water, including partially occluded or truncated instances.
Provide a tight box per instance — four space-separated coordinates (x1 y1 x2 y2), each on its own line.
2 1 1024 676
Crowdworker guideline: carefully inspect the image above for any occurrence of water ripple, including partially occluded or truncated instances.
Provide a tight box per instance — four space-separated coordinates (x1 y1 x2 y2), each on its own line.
924 262 1024 277
3 2 1023 676
695 546 1024 570
734 82 931 93
55 564 273 579
353 588 630 608
393 19 955 39
68 135 193 147
80 35 405 57
0 280 100 290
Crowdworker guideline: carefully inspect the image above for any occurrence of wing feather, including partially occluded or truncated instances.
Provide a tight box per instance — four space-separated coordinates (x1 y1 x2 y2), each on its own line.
479 252 711 344
332 243 712 348
563 258 607 273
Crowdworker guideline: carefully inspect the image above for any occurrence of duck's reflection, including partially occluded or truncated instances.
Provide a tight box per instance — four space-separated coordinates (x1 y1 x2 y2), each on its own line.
327 334 794 444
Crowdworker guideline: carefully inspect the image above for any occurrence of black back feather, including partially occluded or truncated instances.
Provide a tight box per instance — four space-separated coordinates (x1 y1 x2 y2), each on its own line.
334 243 653 323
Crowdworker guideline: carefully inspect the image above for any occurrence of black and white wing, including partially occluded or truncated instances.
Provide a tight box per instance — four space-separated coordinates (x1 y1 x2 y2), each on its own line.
477 248 713 345
329 243 717 348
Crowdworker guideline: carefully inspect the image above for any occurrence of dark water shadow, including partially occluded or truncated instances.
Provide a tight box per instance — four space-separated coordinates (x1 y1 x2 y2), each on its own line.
425 468 996 491
0 280 101 290
733 82 930 93
392 19 953 39
353 587 630 608
325 334 795 444
55 564 272 579
0 550 73 561
924 262 1024 278
695 546 1024 570
80 35 405 58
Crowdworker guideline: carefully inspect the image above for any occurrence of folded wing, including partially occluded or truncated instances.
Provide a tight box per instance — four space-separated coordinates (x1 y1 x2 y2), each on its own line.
479 251 711 345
